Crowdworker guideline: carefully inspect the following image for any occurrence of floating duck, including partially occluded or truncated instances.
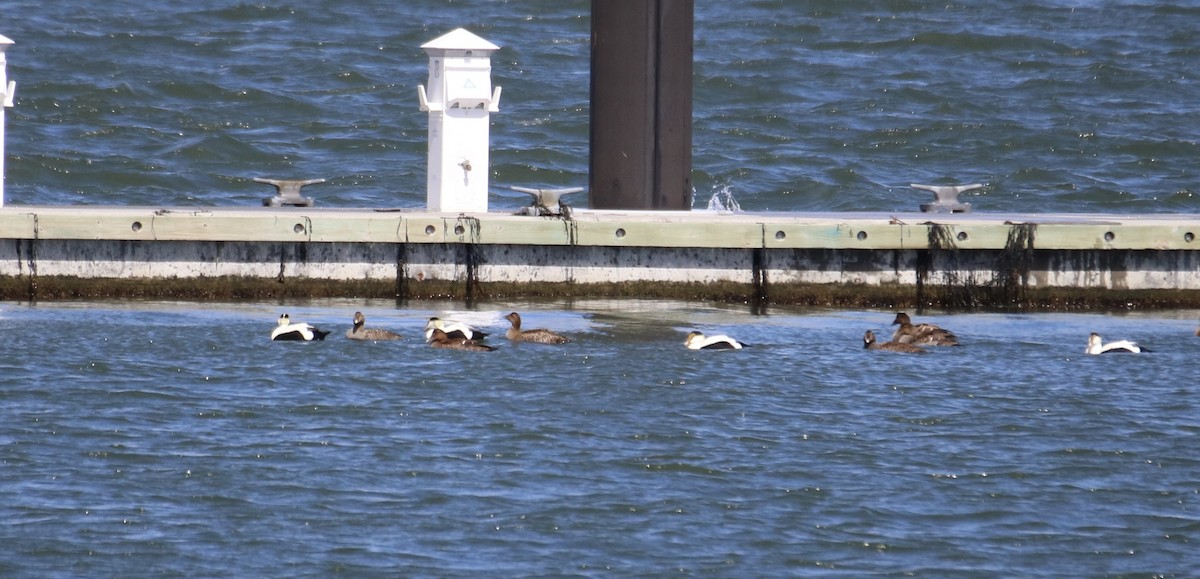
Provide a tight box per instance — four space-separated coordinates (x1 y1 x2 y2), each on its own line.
891 312 958 346
345 311 402 341
1086 332 1148 354
684 331 747 350
270 313 330 341
504 312 570 344
864 330 926 353
424 317 489 343
429 328 497 352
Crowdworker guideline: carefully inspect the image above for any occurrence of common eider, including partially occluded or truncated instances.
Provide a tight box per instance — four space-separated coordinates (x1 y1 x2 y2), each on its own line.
424 317 489 343
1086 332 1147 355
891 312 959 346
684 331 747 350
270 313 331 342
345 311 403 341
429 328 497 352
864 330 926 353
504 312 570 344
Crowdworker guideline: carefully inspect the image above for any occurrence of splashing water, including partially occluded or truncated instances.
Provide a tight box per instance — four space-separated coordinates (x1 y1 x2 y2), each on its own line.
705 186 742 213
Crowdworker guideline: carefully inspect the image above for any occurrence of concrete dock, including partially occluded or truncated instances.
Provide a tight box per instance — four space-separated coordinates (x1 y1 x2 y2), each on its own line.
2 205 1198 308
3 21 1197 309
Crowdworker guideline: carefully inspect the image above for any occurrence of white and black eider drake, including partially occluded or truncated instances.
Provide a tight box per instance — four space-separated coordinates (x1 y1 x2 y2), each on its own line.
270 314 330 342
1086 332 1148 355
684 331 747 350
424 317 489 343
345 311 402 341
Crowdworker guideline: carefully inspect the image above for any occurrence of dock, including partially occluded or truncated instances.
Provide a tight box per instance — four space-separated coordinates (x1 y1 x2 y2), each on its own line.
2 205 1198 308
1 22 1198 310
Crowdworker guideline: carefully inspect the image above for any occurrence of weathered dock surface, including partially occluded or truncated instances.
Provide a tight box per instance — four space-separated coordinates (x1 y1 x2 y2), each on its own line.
2 205 1199 308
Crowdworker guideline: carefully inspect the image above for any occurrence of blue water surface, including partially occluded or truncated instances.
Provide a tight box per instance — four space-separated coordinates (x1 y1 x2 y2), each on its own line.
2 0 1198 212
1 300 1198 576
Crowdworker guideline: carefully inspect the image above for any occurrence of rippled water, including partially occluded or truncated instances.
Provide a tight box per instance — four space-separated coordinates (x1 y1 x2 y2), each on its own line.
3 1 1198 211
2 299 1198 576
4 2 1200 575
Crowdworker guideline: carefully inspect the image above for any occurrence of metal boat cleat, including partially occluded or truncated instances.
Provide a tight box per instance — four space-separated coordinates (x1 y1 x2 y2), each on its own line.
511 186 585 216
257 177 325 207
911 183 983 213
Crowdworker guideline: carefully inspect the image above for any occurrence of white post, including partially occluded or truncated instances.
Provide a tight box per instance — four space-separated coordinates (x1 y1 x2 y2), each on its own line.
0 35 14 207
417 28 502 213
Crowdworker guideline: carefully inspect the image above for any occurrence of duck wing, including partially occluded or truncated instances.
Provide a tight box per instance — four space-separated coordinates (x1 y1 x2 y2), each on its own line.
695 334 745 350
896 324 958 346
1099 340 1144 354
273 323 327 341
514 329 570 344
879 341 927 353
351 328 402 341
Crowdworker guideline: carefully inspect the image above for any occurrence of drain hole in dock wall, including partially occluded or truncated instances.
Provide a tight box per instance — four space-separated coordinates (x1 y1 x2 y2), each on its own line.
1104 231 1115 242
454 225 465 235
1186 232 1195 243
131 221 142 232
425 225 436 235
293 223 306 234
615 228 626 239
775 231 786 240
856 231 867 241
956 231 968 242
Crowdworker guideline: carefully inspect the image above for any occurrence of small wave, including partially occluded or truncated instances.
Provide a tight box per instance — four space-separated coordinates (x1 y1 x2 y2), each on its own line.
704 185 742 213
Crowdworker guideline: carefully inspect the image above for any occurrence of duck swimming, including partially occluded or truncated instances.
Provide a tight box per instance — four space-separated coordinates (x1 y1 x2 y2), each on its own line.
864 330 926 353
1086 332 1148 354
270 313 330 341
891 312 959 346
424 317 489 343
684 331 747 350
345 311 402 341
504 312 570 344
429 328 497 351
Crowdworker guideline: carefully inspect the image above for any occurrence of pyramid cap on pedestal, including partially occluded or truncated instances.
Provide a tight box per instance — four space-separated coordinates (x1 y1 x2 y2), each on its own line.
421 28 499 57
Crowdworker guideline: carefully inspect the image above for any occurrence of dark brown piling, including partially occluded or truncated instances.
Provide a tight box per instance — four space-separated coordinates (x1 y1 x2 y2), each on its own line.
589 0 694 210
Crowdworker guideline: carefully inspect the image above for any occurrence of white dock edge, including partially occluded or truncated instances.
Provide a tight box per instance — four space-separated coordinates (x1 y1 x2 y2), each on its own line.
1 206 1199 297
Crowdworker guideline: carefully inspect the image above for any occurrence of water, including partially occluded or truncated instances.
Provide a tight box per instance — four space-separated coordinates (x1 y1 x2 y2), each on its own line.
2 299 1199 576
3 2 1200 575
2 1 1198 212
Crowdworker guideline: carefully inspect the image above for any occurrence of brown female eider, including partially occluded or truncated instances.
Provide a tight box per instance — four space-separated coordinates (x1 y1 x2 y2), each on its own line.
864 330 926 353
504 312 570 344
345 311 403 341
429 328 497 352
891 312 959 346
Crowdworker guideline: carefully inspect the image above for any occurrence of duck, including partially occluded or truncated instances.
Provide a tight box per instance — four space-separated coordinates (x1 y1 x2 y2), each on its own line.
891 312 958 346
429 328 497 352
270 313 330 341
684 331 747 350
863 330 926 353
1086 332 1148 354
345 311 402 341
424 317 489 343
504 312 570 344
